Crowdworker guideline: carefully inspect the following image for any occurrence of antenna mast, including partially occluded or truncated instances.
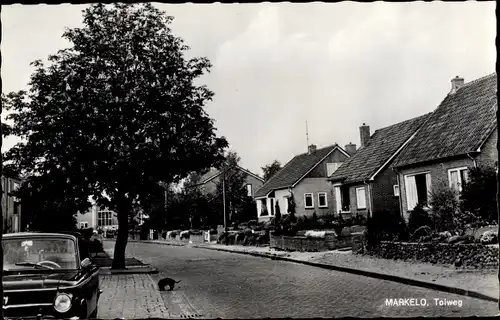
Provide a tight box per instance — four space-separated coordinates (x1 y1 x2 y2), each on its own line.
306 121 309 151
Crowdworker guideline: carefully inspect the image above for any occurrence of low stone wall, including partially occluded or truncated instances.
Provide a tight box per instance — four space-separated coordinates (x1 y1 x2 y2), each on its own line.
365 240 499 269
270 233 353 252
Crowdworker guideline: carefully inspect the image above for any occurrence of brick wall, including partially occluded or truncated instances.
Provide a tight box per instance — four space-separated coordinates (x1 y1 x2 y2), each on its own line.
292 178 334 217
397 156 475 220
371 166 400 215
331 183 370 216
270 233 353 252
477 127 498 168
365 241 498 269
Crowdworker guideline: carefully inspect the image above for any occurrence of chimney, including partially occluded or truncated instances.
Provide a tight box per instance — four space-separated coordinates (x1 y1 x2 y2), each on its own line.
345 142 357 155
359 123 370 148
450 76 464 94
308 144 317 154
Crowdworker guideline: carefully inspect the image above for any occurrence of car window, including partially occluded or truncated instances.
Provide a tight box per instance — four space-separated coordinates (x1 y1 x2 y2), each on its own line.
3 237 79 270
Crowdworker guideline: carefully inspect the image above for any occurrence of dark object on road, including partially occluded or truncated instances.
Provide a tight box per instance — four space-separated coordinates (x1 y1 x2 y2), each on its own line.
2 232 102 319
158 277 182 291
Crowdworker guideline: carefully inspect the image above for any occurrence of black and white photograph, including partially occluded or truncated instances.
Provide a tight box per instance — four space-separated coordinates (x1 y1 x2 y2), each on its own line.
0 1 497 319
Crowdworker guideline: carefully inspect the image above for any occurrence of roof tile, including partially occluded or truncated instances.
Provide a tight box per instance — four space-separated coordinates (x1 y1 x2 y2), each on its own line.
392 73 497 168
254 145 342 198
329 113 431 184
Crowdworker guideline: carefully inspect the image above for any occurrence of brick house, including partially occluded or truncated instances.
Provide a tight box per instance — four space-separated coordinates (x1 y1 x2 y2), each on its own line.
254 144 352 222
193 166 265 198
1 175 22 233
328 114 431 218
391 73 497 220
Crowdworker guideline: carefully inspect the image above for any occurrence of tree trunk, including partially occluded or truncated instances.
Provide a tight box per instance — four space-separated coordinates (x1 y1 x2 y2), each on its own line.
112 200 130 270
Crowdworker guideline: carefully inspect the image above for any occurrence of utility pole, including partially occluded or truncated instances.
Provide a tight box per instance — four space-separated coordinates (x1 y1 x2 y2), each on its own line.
306 120 309 152
223 171 228 245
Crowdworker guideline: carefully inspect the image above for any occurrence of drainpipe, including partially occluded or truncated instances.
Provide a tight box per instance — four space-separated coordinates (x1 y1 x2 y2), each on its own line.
466 152 477 168
363 179 372 219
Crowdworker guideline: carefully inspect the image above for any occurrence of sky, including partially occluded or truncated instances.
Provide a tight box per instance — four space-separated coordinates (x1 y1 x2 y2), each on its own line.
1 2 496 178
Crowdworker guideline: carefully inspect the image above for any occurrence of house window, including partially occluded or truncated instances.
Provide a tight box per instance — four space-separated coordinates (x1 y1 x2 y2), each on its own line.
394 185 400 197
246 184 253 197
318 192 328 208
98 211 114 227
80 222 88 229
327 163 342 177
405 172 431 210
304 193 314 209
448 167 469 192
334 185 351 213
260 199 268 216
356 187 366 209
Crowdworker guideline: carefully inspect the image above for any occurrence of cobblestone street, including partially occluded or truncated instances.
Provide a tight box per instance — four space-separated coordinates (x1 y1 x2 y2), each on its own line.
102 241 498 318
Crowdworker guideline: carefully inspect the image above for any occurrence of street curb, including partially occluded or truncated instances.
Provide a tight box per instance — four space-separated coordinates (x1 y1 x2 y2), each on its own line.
99 267 159 275
191 245 499 304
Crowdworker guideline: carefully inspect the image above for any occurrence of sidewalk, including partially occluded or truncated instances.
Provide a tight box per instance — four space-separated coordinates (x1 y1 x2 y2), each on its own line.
135 239 498 302
99 273 170 319
99 246 158 274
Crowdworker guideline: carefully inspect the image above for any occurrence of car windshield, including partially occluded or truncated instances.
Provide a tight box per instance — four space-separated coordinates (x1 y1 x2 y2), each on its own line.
3 237 79 271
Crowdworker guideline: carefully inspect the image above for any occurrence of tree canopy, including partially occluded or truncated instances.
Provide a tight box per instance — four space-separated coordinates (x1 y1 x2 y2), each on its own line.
262 160 282 181
2 3 228 268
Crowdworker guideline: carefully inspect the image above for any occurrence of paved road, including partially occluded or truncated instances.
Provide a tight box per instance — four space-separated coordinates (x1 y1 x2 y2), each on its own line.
104 241 498 318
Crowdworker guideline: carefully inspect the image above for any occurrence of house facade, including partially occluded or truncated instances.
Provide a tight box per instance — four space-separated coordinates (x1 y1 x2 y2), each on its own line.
254 144 351 222
328 114 431 218
1 175 22 233
195 166 265 198
391 73 497 220
76 205 119 230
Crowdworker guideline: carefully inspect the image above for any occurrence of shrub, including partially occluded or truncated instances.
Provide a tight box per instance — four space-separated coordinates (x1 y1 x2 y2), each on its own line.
352 213 367 226
429 181 460 232
461 166 497 223
480 230 498 244
217 232 227 244
408 203 432 233
189 229 203 236
305 230 326 239
366 210 408 248
410 225 432 241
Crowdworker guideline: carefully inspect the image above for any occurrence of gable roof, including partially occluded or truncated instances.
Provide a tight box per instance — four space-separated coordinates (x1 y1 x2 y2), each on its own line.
392 73 497 168
197 166 264 186
254 144 349 198
328 112 432 184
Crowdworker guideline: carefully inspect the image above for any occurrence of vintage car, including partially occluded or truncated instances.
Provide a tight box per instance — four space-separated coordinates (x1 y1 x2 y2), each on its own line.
2 232 102 319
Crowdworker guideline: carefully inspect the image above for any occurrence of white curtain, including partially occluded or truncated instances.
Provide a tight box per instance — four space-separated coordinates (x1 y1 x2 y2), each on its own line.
449 171 459 191
334 186 342 213
425 173 432 205
356 187 366 209
405 175 418 210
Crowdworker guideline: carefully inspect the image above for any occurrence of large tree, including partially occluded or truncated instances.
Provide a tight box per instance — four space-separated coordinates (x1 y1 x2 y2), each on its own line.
262 160 282 182
2 3 227 269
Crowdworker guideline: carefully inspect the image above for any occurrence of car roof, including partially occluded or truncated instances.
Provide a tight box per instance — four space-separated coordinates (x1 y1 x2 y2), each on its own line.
2 232 77 241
